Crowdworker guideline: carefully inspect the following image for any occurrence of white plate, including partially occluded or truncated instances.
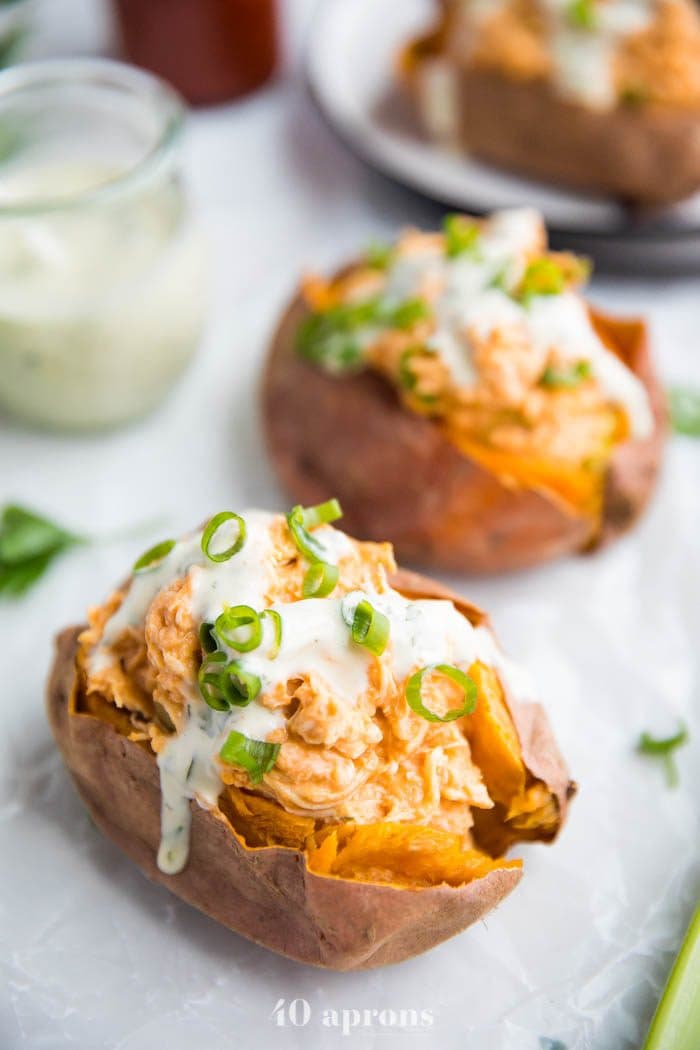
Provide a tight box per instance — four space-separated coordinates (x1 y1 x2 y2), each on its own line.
306 0 700 268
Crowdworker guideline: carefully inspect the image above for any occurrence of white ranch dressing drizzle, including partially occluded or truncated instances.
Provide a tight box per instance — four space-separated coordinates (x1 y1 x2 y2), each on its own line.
369 208 652 438
92 512 543 876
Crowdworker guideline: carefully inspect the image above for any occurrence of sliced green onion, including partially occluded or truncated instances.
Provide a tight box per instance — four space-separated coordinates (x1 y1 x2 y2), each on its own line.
405 664 478 723
668 387 700 437
261 609 283 658
215 605 262 653
285 501 337 567
201 511 246 563
642 903 700 1050
132 539 176 574
365 241 394 270
198 652 230 711
347 598 390 656
303 561 339 598
540 360 592 389
219 730 281 785
388 297 430 329
398 347 439 405
220 661 261 707
297 499 343 530
518 257 567 302
443 214 482 259
637 723 689 787
199 621 218 655
567 0 597 29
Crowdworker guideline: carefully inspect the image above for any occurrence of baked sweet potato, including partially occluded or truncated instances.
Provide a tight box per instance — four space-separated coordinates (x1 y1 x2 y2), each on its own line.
400 0 700 205
46 507 573 970
263 212 665 573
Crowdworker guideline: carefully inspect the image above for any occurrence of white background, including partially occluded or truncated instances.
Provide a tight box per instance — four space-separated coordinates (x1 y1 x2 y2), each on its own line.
0 2 698 1048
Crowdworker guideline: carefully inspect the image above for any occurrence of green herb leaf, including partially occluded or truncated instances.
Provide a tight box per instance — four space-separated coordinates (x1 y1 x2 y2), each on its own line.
637 723 688 788
405 664 478 723
567 0 597 29
219 730 280 784
540 360 592 389
668 387 700 437
443 214 482 259
0 505 83 598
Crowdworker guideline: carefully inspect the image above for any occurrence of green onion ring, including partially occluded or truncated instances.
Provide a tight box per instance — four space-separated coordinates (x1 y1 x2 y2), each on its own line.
199 621 218 655
261 609 283 658
219 731 280 785
346 598 389 656
201 511 246 563
405 664 478 723
220 661 261 707
132 539 176 574
215 605 262 653
303 561 339 598
198 652 230 711
287 506 329 563
298 498 343 529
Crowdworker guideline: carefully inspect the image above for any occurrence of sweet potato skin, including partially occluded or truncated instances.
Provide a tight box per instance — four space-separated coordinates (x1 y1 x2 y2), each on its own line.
262 288 665 574
406 59 700 205
46 570 572 970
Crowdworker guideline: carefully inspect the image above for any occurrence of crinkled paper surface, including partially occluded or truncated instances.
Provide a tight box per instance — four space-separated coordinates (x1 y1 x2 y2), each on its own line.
0 2 698 1048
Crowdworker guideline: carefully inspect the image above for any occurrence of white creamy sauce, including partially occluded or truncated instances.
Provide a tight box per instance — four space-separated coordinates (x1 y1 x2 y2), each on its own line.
93 510 543 875
371 208 653 438
0 161 206 430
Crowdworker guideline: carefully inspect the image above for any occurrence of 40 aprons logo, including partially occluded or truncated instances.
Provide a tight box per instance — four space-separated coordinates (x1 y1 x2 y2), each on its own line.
271 997 434 1036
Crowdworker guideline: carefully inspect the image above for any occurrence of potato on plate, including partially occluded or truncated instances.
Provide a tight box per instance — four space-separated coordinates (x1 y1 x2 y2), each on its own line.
263 209 664 574
399 0 700 204
48 504 573 969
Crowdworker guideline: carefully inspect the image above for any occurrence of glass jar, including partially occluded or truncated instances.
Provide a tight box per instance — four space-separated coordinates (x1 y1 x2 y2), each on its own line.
0 59 207 431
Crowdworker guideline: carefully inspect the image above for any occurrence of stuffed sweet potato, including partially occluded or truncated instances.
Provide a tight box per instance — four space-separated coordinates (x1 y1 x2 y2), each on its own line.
263 209 664 574
47 504 573 969
399 0 700 204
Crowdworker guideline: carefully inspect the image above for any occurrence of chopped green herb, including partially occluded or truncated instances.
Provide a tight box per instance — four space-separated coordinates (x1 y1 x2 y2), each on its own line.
201 511 246 563
637 723 688 788
668 387 700 437
518 257 568 302
0 505 84 597
302 560 339 598
365 240 394 270
297 297 430 374
406 664 478 723
567 0 597 29
261 609 283 658
215 605 263 653
620 85 649 107
342 596 390 656
219 731 280 785
443 214 482 259
132 539 175 574
540 360 592 389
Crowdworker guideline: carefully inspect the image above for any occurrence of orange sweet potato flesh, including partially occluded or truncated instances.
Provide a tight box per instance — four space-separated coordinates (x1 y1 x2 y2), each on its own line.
262 284 665 574
46 570 573 969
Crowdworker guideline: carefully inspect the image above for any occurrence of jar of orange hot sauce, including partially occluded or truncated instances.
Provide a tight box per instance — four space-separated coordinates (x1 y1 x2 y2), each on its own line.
113 0 279 106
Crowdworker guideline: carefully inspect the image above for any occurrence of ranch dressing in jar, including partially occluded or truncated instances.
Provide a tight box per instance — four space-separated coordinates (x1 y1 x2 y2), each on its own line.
0 60 206 431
